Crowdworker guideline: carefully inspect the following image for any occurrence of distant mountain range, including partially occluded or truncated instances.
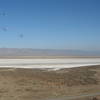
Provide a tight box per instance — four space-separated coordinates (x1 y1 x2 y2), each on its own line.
0 48 100 57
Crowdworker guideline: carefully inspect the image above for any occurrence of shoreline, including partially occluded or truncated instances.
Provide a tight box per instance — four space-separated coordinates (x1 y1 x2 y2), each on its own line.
0 64 100 71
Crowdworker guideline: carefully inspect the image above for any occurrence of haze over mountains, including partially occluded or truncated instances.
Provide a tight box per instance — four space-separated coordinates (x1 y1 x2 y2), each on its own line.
0 48 100 57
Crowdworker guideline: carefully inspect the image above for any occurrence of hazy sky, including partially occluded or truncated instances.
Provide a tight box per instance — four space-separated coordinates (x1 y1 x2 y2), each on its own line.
0 0 100 50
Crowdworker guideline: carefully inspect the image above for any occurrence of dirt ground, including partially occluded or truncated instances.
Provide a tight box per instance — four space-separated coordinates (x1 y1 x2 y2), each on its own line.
0 65 100 100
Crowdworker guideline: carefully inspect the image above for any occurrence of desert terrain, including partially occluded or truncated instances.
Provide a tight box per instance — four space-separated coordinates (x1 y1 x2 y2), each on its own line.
0 65 100 100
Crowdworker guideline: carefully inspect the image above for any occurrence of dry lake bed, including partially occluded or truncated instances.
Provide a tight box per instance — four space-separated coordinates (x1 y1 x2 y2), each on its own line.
0 58 100 70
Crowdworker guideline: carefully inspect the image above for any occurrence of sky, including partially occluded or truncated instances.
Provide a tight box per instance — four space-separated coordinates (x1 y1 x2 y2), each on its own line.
0 0 100 50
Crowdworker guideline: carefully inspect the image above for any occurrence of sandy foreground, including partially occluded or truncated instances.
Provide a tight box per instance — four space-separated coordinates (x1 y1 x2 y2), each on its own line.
0 65 100 100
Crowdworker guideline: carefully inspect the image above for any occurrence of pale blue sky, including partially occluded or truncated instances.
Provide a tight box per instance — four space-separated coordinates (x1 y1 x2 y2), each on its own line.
0 0 100 50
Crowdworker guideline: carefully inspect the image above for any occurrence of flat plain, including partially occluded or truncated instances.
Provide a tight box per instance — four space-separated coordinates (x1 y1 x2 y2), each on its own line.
0 65 100 100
